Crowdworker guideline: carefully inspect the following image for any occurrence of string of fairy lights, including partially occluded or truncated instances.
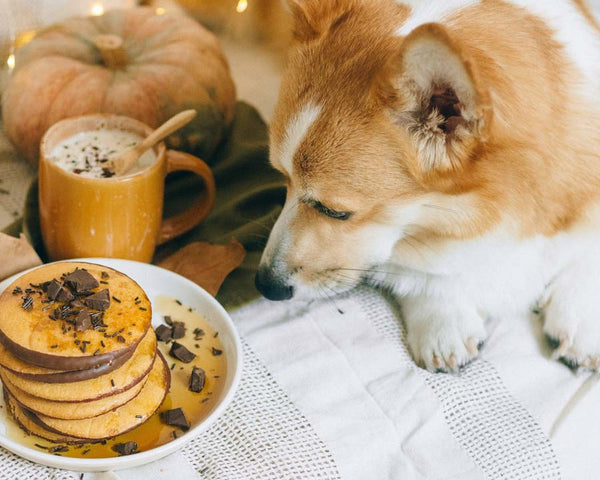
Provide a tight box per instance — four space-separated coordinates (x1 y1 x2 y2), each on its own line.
5 0 250 72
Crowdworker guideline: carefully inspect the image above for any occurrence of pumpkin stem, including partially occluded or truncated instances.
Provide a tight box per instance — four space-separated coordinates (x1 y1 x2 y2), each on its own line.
95 34 128 69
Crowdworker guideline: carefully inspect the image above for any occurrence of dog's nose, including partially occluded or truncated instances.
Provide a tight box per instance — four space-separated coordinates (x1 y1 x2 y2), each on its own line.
255 267 294 301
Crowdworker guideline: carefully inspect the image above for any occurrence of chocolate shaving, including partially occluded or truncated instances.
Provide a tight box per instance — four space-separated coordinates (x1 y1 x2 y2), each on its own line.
193 328 205 341
112 441 138 456
49 445 68 453
64 269 99 293
155 325 173 342
21 296 33 311
75 310 92 332
101 271 109 279
211 347 223 356
169 342 196 363
85 289 110 311
116 335 126 343
164 315 173 326
189 366 206 393
160 408 190 431
171 322 186 340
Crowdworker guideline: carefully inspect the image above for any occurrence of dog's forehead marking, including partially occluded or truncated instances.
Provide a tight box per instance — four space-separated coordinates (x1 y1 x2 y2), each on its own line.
395 0 481 36
277 102 322 176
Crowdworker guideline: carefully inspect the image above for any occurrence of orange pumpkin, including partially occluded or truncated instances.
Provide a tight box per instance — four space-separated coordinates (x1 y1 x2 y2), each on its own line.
2 7 236 166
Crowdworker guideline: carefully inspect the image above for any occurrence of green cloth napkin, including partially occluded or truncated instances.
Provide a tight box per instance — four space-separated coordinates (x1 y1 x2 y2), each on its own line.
5 102 285 310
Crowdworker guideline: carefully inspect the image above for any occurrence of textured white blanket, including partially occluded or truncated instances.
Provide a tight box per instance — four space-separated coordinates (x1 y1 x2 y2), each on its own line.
234 287 598 480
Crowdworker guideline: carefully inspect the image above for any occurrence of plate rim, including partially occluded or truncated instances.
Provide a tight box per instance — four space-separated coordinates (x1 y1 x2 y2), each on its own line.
0 257 243 472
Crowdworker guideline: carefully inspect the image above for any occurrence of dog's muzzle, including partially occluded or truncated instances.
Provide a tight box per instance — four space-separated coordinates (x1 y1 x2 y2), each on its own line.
254 266 294 301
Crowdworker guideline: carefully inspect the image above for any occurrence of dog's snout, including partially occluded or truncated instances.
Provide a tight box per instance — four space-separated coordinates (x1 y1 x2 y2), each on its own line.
255 267 294 301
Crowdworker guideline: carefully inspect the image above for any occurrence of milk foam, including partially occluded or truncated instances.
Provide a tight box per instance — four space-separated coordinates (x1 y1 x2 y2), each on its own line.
50 129 157 178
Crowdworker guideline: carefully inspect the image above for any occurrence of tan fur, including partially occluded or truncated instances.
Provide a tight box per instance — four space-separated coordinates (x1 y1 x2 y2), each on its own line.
269 0 600 280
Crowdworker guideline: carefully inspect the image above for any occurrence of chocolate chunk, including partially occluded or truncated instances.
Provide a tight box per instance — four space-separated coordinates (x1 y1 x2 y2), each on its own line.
189 366 206 393
46 279 63 300
75 310 92 332
64 269 99 293
112 441 138 456
169 342 196 363
160 408 190 431
56 287 74 303
36 281 52 292
171 321 186 340
71 300 85 309
85 289 110 311
164 315 173 326
155 325 172 342
211 347 223 356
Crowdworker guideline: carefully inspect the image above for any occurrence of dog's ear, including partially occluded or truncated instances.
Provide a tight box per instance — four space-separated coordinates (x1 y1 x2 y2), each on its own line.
392 23 492 173
284 0 354 42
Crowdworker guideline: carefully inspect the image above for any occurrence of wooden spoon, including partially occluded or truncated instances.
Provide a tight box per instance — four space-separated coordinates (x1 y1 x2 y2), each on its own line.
109 109 197 176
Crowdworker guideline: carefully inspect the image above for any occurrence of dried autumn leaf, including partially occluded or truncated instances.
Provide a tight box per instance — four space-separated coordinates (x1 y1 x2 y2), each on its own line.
158 239 246 296
0 233 42 281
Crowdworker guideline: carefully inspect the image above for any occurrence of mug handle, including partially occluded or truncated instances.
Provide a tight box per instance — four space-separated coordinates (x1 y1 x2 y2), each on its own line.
157 150 216 245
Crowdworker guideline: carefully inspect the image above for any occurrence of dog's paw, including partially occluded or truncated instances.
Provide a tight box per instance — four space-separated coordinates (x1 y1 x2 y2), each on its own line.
402 296 486 372
542 264 600 371
543 290 600 372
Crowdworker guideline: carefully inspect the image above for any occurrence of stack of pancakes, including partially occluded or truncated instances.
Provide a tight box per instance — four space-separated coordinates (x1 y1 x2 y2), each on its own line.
0 262 169 444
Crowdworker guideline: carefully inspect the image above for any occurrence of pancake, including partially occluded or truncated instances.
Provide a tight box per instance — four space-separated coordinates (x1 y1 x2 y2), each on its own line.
0 340 130 383
0 330 156 402
4 389 90 445
0 262 151 370
2 369 147 420
32 352 169 441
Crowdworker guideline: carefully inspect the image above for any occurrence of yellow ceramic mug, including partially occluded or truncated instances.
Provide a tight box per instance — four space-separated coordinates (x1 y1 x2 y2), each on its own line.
39 114 216 262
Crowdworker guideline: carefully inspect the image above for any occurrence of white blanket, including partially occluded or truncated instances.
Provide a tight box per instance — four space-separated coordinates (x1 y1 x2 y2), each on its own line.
233 287 598 480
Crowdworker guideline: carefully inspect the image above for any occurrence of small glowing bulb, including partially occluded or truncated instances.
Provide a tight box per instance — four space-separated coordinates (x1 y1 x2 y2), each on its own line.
6 54 15 71
155 7 166 15
236 0 248 13
91 3 104 16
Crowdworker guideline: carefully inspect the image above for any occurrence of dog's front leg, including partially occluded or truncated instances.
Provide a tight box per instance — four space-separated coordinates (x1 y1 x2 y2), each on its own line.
400 290 486 372
542 249 600 371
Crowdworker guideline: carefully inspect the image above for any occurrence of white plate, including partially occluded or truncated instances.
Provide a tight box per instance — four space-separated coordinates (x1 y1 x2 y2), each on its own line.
0 258 243 472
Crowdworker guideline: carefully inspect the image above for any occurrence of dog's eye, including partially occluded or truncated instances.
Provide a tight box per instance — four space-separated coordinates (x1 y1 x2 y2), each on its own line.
311 201 352 221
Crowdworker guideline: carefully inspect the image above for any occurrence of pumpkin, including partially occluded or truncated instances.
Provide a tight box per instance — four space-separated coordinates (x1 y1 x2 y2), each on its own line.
2 7 236 166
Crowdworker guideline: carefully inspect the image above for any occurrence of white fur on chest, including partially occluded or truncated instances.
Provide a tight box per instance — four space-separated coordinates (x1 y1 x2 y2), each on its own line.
375 228 591 318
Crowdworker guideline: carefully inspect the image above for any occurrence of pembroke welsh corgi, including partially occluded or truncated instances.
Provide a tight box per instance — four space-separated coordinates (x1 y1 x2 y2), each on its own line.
255 0 600 372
